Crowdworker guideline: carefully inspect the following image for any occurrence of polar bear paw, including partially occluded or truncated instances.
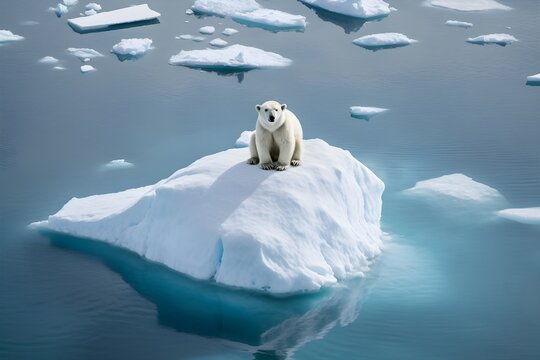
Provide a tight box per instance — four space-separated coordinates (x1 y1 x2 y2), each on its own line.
247 157 259 165
291 159 302 167
275 163 289 171
260 162 275 170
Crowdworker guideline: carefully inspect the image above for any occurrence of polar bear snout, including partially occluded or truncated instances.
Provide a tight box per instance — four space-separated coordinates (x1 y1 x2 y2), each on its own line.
269 114 275 122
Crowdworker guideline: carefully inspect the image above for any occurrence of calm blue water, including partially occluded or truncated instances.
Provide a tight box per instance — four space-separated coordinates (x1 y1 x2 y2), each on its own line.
1 0 539 359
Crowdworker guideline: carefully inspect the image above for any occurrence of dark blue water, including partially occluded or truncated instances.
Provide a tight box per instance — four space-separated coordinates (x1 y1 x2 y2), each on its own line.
1 0 539 359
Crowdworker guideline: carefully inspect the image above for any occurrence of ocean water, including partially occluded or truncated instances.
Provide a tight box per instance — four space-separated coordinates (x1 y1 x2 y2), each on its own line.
1 0 539 359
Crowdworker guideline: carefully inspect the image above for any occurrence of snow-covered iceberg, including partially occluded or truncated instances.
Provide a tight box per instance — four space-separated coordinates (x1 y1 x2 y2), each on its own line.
101 159 135 170
222 28 238 36
31 139 385 294
209 38 228 48
466 33 517 46
68 4 160 33
232 9 307 32
169 44 292 71
199 26 215 34
85 3 102 11
425 0 511 11
235 130 254 147
445 20 473 28
0 30 24 44
350 106 388 120
191 0 260 17
39 56 59 64
353 32 417 50
80 64 96 73
67 47 104 60
49 3 69 17
526 73 540 86
111 38 153 61
496 208 540 225
300 0 392 19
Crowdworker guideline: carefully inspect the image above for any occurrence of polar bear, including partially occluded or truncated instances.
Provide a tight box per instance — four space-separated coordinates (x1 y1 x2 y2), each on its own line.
247 100 303 171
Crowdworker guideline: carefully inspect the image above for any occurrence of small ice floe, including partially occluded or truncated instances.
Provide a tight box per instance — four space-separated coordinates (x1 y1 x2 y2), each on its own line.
169 44 292 71
80 64 96 73
64 0 78 6
235 130 254 147
101 159 134 170
353 32 417 50
466 33 517 46
445 20 473 28
300 0 392 19
232 9 306 32
222 27 238 36
175 34 205 42
424 0 511 11
209 38 228 48
191 0 260 17
403 173 503 203
186 8 194 15
526 73 540 86
199 26 216 35
350 106 388 120
67 47 104 61
39 56 59 64
111 38 153 61
53 66 66 70
496 207 540 225
68 4 160 33
21 20 40 26
50 3 69 17
0 30 25 44
85 3 102 11
84 9 97 16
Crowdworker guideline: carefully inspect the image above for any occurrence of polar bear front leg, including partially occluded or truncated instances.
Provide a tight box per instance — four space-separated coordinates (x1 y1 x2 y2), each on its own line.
275 140 294 171
291 138 303 167
247 133 259 165
256 133 274 170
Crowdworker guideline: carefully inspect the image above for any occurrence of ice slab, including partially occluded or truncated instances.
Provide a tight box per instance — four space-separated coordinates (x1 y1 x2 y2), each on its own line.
526 73 540 86
80 64 96 73
0 30 24 44
353 32 417 50
425 0 511 11
235 130 254 147
176 34 205 42
222 28 238 36
209 38 228 48
169 44 292 71
111 38 153 60
68 4 160 33
496 208 540 225
404 173 503 202
300 0 392 19
39 56 59 64
466 33 517 46
350 106 388 120
232 9 307 32
191 0 261 17
31 139 385 294
101 159 135 170
199 26 215 34
445 20 473 28
67 47 104 60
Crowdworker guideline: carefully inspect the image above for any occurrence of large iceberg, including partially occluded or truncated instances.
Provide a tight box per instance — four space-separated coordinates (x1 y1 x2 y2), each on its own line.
67 4 160 32
353 32 417 50
496 208 540 225
169 44 292 71
31 139 385 294
300 0 392 19
0 30 24 44
466 33 517 46
425 0 511 11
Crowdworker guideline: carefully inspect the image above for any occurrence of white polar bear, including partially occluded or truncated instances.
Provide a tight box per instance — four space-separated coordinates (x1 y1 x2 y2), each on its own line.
247 100 303 171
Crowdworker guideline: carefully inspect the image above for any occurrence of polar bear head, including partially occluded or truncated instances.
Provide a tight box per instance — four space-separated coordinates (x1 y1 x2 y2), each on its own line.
256 100 287 132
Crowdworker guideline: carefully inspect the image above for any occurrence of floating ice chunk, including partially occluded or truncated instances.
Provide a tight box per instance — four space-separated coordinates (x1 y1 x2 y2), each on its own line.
353 32 417 50
85 3 102 11
191 0 261 17
80 64 96 73
21 20 40 26
222 28 238 36
209 38 228 48
186 8 194 15
199 26 216 34
68 4 161 32
300 0 392 19
526 73 540 86
350 106 388 120
64 0 78 6
50 3 69 17
39 56 59 64
84 9 97 16
445 20 473 28
425 0 511 11
111 38 153 60
175 34 205 42
67 47 104 61
31 139 385 294
53 66 66 70
404 173 503 202
0 30 25 43
496 208 540 225
466 33 517 46
101 159 135 170
169 44 292 71
232 9 307 32
235 130 254 147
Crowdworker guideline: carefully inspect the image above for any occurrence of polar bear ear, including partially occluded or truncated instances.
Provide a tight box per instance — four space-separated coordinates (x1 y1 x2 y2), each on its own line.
256 105 261 112
281 104 287 111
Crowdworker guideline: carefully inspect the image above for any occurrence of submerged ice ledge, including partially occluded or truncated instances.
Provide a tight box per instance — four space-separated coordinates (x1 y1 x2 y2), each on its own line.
31 139 385 295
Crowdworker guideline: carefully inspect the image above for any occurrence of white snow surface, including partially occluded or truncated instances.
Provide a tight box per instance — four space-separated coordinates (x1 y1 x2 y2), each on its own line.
31 139 385 294
426 0 511 11
404 173 503 202
0 30 24 43
467 33 517 45
39 56 59 64
199 26 216 35
102 159 135 170
209 38 228 48
85 3 102 11
350 106 388 119
169 44 292 70
527 74 540 82
232 9 306 30
496 208 540 225
445 20 473 28
353 33 417 47
80 64 96 73
68 4 160 32
67 47 104 60
235 130 254 147
111 38 153 56
300 0 392 19
191 0 261 17
222 28 238 36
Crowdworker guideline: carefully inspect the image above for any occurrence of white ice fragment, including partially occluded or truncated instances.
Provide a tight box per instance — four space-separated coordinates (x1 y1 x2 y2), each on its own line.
84 9 97 16
67 47 104 60
31 139 385 294
445 20 473 28
526 73 540 85
85 3 102 11
466 33 517 46
199 26 216 34
235 130 254 147
169 44 292 70
53 66 66 70
222 28 238 36
209 38 228 48
496 208 540 225
111 38 153 56
101 159 135 170
64 0 78 6
186 8 194 15
350 106 388 120
353 32 417 50
176 34 205 42
300 0 392 19
232 8 306 31
80 64 96 73
425 0 511 11
0 30 25 43
68 4 160 32
39 56 59 64
49 3 69 17
21 20 40 26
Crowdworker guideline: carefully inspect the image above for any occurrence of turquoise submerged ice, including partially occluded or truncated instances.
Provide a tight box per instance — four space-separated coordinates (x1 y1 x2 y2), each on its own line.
32 140 385 294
